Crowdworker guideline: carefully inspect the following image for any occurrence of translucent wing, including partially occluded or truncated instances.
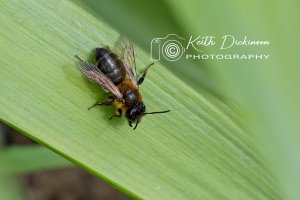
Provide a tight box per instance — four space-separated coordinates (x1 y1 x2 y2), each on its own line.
114 35 138 88
75 61 123 100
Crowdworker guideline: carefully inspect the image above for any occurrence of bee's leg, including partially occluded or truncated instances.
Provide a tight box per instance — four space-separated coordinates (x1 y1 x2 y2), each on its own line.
104 46 110 50
137 62 154 85
109 109 122 120
75 55 83 61
88 96 114 110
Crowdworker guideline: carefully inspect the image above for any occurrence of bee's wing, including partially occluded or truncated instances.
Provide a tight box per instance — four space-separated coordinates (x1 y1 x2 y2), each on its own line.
114 35 138 88
76 61 123 100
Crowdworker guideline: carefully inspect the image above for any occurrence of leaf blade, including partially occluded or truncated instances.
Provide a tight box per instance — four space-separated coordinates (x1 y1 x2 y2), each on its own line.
0 0 282 199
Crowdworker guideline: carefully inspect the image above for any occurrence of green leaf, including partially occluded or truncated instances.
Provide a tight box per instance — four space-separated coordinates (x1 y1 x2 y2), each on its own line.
0 146 72 175
83 1 300 199
0 0 282 199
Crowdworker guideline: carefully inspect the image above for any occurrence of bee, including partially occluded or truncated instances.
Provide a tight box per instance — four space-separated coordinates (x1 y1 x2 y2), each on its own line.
75 36 170 130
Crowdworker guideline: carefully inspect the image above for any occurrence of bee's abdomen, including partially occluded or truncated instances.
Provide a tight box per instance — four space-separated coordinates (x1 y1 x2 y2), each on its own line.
96 48 126 84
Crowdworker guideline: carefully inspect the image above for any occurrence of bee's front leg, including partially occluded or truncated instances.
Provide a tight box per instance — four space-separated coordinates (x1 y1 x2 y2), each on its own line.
137 62 154 85
88 96 114 110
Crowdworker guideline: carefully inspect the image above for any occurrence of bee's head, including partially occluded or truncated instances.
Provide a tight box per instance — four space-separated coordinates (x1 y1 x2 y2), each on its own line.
125 102 146 129
126 102 170 130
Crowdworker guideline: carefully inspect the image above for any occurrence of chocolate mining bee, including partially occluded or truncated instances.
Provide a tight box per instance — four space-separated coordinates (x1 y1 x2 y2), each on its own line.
75 36 170 130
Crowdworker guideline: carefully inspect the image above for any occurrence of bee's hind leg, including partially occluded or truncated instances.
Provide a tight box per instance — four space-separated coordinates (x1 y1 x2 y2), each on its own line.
109 109 122 120
88 96 114 110
137 62 154 85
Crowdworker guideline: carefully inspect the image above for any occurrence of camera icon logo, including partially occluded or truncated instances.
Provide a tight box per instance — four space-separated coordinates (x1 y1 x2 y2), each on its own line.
151 34 185 62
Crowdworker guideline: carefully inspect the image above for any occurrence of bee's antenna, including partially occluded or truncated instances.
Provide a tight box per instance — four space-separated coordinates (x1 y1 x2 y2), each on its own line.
144 110 171 115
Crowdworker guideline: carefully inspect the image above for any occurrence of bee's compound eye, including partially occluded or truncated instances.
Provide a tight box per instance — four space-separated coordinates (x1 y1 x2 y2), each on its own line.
140 103 146 113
